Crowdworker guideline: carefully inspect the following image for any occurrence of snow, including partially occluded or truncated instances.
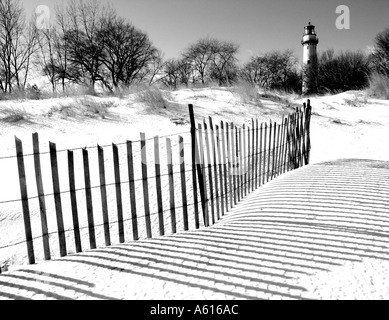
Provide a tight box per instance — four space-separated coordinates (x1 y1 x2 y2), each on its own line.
0 86 388 274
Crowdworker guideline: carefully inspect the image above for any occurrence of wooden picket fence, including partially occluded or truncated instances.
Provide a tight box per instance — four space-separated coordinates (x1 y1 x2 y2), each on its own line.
13 99 312 266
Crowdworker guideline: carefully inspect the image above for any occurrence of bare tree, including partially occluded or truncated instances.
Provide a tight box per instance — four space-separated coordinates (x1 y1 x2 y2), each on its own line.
0 0 38 93
210 41 239 86
240 50 299 91
61 0 107 93
183 37 220 85
370 27 389 76
97 14 159 90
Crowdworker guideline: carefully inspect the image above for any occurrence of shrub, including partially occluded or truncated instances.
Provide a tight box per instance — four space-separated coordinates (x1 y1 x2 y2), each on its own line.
367 73 389 99
0 106 29 123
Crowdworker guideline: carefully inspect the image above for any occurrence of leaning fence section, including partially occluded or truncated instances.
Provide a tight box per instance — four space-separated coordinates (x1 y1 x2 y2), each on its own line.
2 99 311 268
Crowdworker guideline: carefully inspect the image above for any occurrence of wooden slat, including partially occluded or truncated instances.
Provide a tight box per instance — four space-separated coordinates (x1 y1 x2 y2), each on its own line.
278 118 286 175
209 117 220 221
236 126 241 202
267 122 272 182
274 123 280 177
112 143 124 243
15 137 35 265
154 136 164 236
263 122 267 185
271 123 277 180
247 125 251 194
225 121 233 209
251 119 255 191
178 136 189 231
203 121 214 225
166 138 176 233
231 123 237 206
32 133 50 260
82 148 96 249
238 128 244 200
220 121 229 212
97 145 111 246
197 123 209 227
140 132 152 238
50 142 67 257
242 124 247 197
188 104 204 229
215 125 224 217
259 122 262 186
126 141 139 240
67 150 82 253
255 119 259 188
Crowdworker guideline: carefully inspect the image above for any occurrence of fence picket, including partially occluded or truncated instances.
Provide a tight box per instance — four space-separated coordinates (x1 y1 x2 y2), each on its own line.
166 138 176 234
242 125 247 197
98 145 111 246
203 121 215 225
32 133 50 260
221 121 229 212
140 132 152 238
154 136 164 236
82 148 96 249
188 104 205 229
215 125 224 217
197 123 209 227
178 136 189 231
50 142 67 257
209 117 220 221
67 150 82 253
112 143 124 243
15 137 35 265
126 141 139 241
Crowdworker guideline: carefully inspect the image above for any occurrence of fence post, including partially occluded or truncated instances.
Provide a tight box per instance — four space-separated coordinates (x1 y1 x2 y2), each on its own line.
140 132 152 238
178 136 189 231
49 142 67 257
32 133 50 260
15 137 35 265
166 138 176 234
67 150 82 253
98 145 111 246
126 141 139 240
82 148 96 249
154 136 164 236
112 143 125 243
188 104 206 228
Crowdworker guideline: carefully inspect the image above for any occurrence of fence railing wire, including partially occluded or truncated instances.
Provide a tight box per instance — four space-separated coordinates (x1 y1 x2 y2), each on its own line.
0 99 312 270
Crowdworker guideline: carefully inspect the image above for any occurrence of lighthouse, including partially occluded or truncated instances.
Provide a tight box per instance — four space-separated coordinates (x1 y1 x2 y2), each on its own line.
301 22 319 95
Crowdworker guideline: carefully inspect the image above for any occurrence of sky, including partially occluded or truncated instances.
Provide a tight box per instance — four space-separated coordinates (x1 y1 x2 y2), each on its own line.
21 0 389 63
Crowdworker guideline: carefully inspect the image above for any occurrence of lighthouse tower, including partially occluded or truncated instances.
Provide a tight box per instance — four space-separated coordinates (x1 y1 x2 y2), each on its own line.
301 22 319 95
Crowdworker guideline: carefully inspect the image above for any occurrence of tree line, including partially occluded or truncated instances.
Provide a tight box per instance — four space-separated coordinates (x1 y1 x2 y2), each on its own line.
1 0 389 96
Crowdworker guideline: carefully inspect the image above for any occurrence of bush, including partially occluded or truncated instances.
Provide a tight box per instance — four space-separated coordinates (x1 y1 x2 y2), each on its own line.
367 73 389 99
0 106 29 123
317 49 370 93
134 85 169 108
231 81 261 104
